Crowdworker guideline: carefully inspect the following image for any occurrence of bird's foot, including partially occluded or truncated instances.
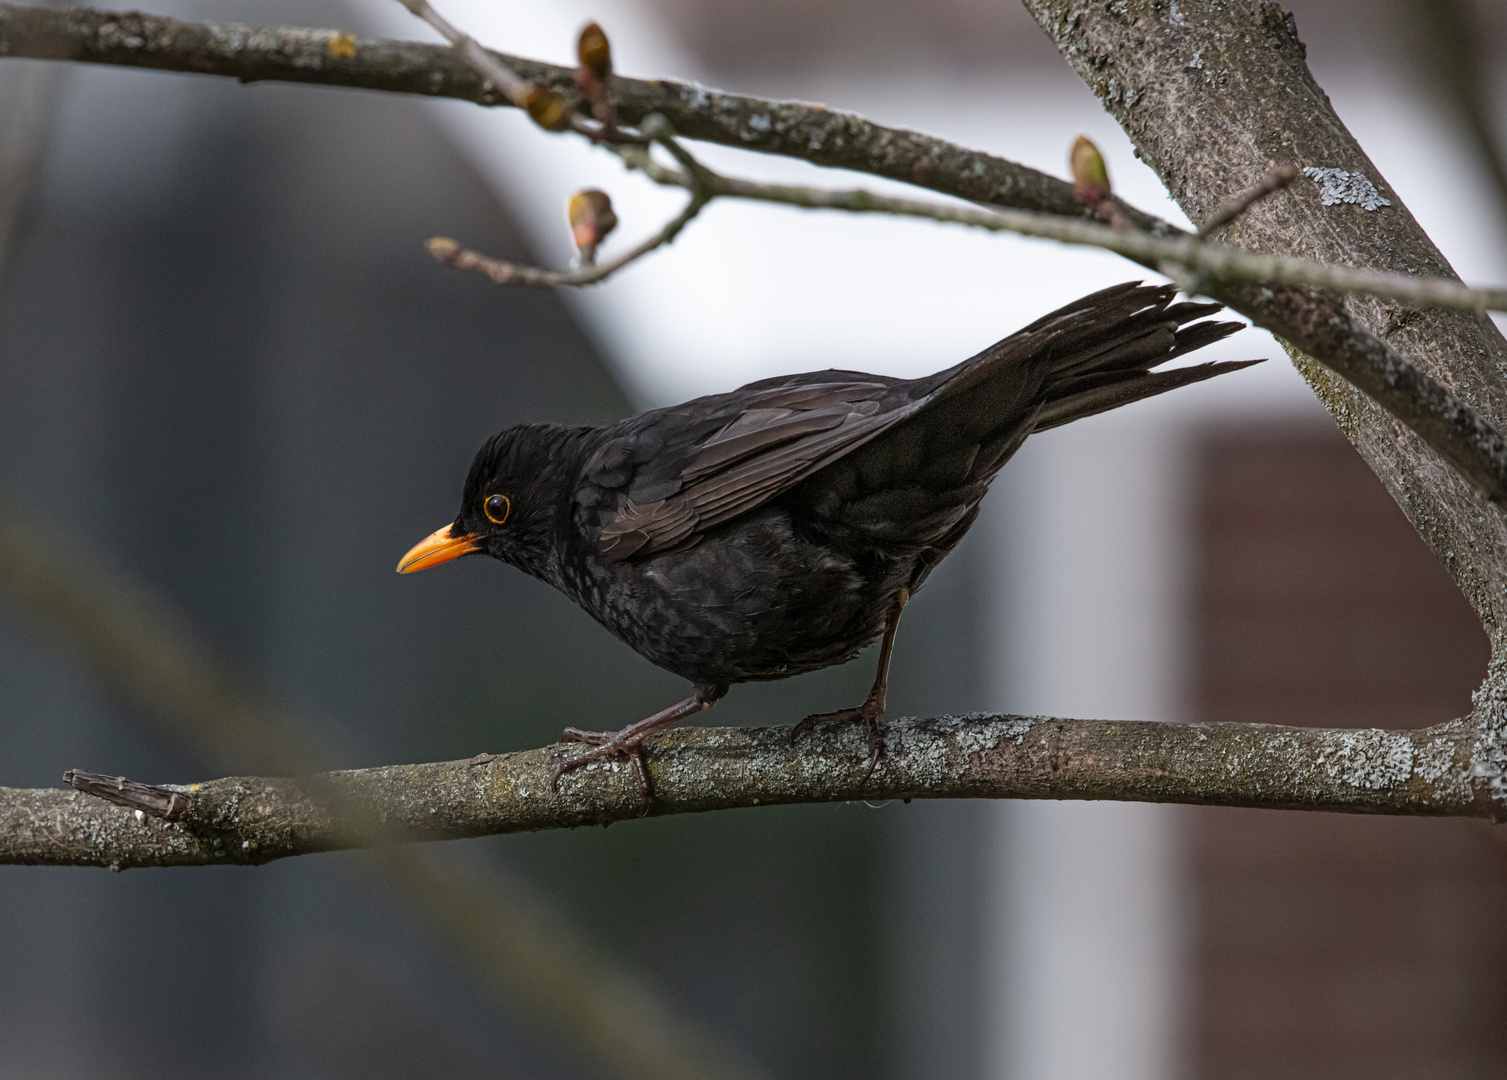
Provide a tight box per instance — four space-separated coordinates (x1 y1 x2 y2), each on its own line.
548 689 721 811
792 697 888 784
550 725 655 807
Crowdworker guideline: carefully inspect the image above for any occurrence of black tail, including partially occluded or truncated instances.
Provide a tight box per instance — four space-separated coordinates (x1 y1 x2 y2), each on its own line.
1024 282 1260 431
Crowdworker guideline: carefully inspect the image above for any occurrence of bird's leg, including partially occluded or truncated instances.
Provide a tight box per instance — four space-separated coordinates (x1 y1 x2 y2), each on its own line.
792 589 909 780
551 682 723 805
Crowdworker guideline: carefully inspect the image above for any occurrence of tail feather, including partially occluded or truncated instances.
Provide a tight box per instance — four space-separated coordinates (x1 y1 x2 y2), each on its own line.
920 280 1262 440
1024 283 1257 431
1166 317 1244 361
1032 358 1263 432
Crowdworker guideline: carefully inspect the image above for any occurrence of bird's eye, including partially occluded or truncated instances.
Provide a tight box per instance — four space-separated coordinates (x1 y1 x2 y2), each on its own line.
483 494 511 524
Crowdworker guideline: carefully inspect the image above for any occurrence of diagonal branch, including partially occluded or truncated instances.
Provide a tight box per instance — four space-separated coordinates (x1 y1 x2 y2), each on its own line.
3 713 1497 870
1019 0 1507 641
0 3 1100 223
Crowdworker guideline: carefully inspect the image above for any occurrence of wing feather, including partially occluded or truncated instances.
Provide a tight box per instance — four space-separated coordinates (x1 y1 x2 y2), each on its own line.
588 376 925 561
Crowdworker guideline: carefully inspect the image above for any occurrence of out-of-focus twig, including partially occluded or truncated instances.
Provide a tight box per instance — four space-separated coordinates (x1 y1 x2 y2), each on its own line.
0 490 324 774
396 0 526 105
0 488 768 1080
1400 0 1507 228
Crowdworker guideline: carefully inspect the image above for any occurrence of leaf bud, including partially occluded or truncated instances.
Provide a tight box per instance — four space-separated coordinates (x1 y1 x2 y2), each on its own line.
578 22 612 83
1070 135 1112 207
524 84 572 131
568 189 618 262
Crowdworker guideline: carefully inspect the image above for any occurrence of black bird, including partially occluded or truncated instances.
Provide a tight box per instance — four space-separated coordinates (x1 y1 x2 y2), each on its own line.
398 283 1259 796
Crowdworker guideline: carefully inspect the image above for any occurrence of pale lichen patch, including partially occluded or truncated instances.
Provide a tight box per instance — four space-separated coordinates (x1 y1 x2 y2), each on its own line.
1411 735 1462 791
1301 167 1391 211
1314 729 1414 790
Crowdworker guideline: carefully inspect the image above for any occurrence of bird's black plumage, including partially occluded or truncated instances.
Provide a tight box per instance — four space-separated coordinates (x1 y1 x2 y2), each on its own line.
399 282 1260 794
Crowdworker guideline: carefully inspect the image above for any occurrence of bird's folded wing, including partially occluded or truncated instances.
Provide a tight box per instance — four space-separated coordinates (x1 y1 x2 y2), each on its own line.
589 378 926 561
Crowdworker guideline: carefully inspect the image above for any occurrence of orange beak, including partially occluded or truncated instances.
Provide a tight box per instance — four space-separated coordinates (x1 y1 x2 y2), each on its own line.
396 524 484 573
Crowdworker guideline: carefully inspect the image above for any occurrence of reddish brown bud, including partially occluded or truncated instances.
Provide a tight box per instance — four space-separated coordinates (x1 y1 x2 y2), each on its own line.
568 189 618 263
1070 135 1112 207
578 22 612 83
524 84 572 131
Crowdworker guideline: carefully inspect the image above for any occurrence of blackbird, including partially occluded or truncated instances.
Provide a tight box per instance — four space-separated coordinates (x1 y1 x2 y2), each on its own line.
399 282 1260 797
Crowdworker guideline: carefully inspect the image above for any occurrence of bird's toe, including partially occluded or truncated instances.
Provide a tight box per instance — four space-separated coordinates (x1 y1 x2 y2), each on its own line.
793 706 865 743
550 733 655 809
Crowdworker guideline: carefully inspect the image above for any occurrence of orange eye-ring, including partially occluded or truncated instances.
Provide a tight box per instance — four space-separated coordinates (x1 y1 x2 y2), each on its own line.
484 494 511 525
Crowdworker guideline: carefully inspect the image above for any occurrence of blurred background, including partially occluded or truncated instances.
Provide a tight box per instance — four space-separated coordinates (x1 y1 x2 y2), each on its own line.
0 0 1504 1078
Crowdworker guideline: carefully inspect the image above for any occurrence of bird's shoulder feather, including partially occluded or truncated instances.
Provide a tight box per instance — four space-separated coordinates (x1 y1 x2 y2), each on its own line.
575 371 927 561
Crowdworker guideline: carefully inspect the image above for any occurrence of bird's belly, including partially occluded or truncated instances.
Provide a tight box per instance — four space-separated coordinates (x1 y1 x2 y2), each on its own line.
577 511 900 685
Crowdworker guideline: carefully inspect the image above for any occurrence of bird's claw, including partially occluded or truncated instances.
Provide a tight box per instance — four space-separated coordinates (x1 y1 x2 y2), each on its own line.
550 727 654 811
793 701 888 786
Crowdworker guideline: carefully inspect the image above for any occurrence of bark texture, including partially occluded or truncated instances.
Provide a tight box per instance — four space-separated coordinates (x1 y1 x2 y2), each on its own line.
3 714 1495 870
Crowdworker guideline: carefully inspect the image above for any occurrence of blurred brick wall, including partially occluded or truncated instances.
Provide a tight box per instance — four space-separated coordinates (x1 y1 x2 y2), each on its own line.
1190 425 1507 1080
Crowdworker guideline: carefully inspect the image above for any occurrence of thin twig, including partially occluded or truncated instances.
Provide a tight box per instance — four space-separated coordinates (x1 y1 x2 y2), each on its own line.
396 0 643 144
397 0 526 105
429 194 706 286
1199 163 1301 236
431 118 713 287
622 153 1507 315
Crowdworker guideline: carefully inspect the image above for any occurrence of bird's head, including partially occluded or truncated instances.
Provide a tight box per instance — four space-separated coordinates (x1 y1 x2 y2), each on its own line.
396 424 582 579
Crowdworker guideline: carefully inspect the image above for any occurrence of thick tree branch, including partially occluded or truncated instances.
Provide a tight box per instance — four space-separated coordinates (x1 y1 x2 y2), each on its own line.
4 714 1496 869
7 5 1507 518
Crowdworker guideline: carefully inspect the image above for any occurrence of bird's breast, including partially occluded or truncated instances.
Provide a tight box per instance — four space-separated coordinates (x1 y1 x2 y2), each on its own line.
559 506 900 685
